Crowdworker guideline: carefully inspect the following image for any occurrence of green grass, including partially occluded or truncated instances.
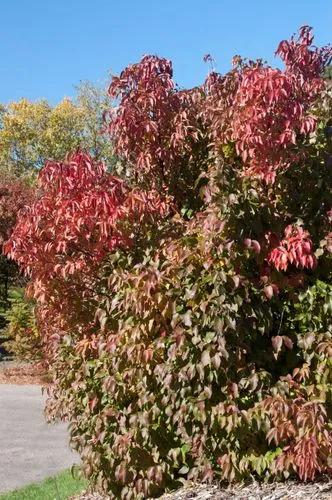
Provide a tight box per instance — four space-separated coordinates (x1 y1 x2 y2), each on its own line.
0 468 87 500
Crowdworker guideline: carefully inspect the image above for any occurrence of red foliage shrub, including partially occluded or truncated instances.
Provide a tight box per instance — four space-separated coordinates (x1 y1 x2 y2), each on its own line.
6 27 332 497
0 176 34 245
203 26 332 184
6 152 168 281
267 225 317 272
107 56 207 208
4 152 170 355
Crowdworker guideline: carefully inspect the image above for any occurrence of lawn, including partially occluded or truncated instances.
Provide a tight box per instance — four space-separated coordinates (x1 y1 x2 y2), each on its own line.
0 469 87 500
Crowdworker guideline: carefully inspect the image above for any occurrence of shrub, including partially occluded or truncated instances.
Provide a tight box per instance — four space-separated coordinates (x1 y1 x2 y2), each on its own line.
5 27 332 498
3 289 42 361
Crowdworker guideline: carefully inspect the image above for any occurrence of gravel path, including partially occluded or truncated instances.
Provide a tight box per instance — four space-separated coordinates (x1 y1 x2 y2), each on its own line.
0 384 77 493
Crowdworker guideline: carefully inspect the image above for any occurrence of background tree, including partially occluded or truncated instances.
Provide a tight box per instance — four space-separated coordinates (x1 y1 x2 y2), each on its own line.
76 81 116 167
0 82 115 177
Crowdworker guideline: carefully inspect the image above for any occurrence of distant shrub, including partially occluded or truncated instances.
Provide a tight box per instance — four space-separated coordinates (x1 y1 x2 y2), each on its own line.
3 290 42 361
6 27 332 498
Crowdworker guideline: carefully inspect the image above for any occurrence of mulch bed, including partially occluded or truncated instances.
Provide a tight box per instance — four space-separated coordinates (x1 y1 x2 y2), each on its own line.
72 479 332 500
73 479 332 499
0 360 49 385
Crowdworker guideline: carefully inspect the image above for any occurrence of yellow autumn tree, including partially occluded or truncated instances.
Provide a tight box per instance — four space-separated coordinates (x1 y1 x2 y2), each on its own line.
0 82 115 177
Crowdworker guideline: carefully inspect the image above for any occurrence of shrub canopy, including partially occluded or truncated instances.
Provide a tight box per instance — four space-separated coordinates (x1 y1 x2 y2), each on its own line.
5 26 332 498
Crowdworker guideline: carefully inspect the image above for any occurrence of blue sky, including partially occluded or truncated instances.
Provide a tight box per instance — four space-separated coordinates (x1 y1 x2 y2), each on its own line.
0 0 331 104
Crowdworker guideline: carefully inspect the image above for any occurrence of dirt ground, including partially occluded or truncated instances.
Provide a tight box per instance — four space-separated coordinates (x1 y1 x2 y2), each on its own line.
0 360 49 384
